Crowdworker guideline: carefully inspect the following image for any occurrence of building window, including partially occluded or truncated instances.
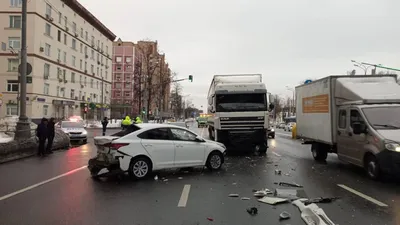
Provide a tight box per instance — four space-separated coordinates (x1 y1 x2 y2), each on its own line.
105 70 108 80
85 31 88 41
116 65 122 71
57 30 61 42
96 81 99 89
63 69 66 81
6 105 18 116
10 0 22 7
72 55 76 67
7 58 18 71
97 53 99 62
79 75 82 84
56 86 60 97
80 43 83 53
64 33 67 45
85 62 87 70
80 28 83 37
43 105 48 116
8 37 20 49
126 57 132 63
84 77 87 86
125 92 130 97
9 16 21 28
91 49 94 59
84 46 88 55
44 43 51 56
44 83 50 95
70 89 75 99
45 23 51 36
64 16 67 27
45 3 52 16
115 56 122 62
58 12 62 24
91 65 94 74
44 63 50 79
101 42 103 51
80 59 82 69
72 39 76 50
106 46 108 55
90 79 94 88
7 80 19 92
57 49 61 60
97 67 99 76
125 83 131 88
63 51 66 63
71 72 75 83
72 22 76 33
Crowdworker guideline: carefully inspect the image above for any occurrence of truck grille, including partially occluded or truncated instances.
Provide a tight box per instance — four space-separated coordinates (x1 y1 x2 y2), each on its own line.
220 116 265 130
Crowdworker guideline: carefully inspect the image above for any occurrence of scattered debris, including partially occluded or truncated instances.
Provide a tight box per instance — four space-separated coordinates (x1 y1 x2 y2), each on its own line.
279 211 291 220
163 179 168 182
246 207 258 215
275 189 299 199
241 197 250 200
229 194 239 197
253 189 273 197
275 169 282 175
232 182 237 185
245 157 251 160
277 182 303 188
154 175 158 180
258 196 288 205
206 217 214 221
304 197 339 205
292 199 335 225
178 177 183 180
284 173 290 176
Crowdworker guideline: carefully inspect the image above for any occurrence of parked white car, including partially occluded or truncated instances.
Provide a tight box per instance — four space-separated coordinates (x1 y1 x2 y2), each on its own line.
88 123 227 179
59 121 88 143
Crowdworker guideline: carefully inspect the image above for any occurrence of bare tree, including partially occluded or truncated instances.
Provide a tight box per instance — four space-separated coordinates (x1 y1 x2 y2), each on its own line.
170 82 183 118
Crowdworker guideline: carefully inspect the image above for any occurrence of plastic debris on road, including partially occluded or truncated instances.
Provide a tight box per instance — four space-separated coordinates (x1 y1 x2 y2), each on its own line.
304 197 338 205
253 188 273 197
154 175 158 180
279 211 291 220
246 207 258 215
258 196 288 205
206 217 214 221
241 197 250 200
276 182 303 188
275 169 282 175
292 199 335 225
229 194 239 197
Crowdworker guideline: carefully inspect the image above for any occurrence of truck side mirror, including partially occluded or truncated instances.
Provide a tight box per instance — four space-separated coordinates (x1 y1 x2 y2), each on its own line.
269 103 275 111
352 122 366 135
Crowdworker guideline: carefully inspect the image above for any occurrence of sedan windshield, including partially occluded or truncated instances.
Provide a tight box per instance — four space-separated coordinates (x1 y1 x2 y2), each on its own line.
362 106 400 129
61 121 84 128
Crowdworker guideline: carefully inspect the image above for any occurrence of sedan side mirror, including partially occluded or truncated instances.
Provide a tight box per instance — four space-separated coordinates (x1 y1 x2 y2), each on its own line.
195 136 205 142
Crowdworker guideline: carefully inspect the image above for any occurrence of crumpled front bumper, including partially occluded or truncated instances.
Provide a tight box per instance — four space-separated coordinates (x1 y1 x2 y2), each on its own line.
88 153 120 176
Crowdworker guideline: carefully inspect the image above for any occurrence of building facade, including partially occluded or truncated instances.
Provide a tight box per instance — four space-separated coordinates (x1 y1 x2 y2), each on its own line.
0 0 116 122
110 38 135 119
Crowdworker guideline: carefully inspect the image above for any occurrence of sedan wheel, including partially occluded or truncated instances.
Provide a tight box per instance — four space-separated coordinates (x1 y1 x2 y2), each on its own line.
129 157 152 179
206 152 223 170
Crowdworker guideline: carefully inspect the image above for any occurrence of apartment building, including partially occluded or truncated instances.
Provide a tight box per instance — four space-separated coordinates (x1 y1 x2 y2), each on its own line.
0 0 116 122
110 38 135 119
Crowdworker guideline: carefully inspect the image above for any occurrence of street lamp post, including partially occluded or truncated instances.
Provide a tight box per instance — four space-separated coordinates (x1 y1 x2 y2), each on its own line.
286 86 295 117
15 0 30 140
351 60 382 75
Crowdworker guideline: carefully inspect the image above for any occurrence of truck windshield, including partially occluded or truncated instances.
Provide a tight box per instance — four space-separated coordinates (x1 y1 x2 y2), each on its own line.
362 106 400 129
216 93 266 112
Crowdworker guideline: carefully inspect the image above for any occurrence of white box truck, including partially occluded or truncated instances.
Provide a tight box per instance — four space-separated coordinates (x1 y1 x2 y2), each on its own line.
207 74 274 153
296 75 400 179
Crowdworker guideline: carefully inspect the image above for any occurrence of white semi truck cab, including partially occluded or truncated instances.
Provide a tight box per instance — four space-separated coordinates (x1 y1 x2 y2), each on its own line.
207 74 274 153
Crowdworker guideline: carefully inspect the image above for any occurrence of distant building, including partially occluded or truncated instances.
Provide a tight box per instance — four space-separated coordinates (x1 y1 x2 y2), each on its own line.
0 0 116 122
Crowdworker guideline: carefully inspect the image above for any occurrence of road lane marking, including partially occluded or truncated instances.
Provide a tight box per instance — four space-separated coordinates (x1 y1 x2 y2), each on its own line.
0 166 87 201
272 151 281 157
337 184 388 207
276 132 292 137
177 184 191 207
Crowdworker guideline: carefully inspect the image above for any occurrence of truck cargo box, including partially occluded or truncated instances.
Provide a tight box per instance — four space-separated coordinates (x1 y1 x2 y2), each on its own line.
295 75 399 145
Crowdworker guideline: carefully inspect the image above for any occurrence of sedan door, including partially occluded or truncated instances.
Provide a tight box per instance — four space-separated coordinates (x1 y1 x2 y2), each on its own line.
170 128 206 167
138 128 175 170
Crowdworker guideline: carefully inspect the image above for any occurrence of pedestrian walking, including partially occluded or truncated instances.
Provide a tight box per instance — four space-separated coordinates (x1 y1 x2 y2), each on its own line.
36 118 48 156
101 117 108 136
46 117 55 154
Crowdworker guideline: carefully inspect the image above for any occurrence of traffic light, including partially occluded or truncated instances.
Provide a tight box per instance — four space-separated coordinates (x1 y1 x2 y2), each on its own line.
142 107 146 114
188 75 193 82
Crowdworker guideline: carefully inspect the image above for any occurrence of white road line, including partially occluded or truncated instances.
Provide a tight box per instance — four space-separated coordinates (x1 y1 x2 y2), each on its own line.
0 166 87 201
337 184 388 207
177 184 191 207
276 132 292 137
272 151 281 157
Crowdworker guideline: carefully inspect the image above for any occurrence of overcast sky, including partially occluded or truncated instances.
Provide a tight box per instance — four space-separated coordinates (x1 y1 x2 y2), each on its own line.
79 0 400 109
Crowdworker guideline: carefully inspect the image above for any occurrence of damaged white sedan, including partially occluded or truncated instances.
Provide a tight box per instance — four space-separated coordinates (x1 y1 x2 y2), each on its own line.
88 123 227 179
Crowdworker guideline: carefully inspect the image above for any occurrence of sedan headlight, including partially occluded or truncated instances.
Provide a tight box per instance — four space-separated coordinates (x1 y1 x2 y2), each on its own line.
82 130 87 135
270 129 274 132
385 142 400 152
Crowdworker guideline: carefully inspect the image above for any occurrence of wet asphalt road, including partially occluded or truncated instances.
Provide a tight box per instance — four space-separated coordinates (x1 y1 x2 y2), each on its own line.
0 125 399 225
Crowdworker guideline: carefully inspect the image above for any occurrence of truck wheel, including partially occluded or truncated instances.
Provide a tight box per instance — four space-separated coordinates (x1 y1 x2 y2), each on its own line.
364 154 380 180
311 143 327 161
256 143 268 154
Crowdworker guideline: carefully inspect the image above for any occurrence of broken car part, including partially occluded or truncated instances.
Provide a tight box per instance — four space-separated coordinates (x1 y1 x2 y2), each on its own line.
292 199 335 225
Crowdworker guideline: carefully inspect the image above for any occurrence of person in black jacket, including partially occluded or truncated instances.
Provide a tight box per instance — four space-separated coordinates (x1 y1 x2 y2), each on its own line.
36 118 48 156
46 117 55 154
101 117 108 136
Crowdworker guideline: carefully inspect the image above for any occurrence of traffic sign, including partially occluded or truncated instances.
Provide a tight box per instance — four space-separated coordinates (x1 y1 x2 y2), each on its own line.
304 79 312 84
18 63 32 75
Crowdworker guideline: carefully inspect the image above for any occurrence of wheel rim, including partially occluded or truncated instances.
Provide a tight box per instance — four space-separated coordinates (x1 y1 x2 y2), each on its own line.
133 160 148 177
210 155 221 169
367 160 377 178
